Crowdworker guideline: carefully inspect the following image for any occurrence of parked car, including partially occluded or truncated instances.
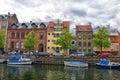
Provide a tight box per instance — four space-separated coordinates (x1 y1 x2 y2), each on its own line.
53 53 63 56
70 52 84 57
84 52 96 57
24 52 33 55
36 52 49 57
97 53 112 57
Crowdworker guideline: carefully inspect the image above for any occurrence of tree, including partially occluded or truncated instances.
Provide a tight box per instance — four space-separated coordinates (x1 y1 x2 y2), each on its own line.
0 30 6 48
56 29 72 55
92 27 110 54
24 30 38 51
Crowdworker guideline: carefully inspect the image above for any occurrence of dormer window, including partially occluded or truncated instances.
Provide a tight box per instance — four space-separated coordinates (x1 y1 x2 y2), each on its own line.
21 23 28 28
11 23 18 29
31 23 37 28
0 15 4 19
40 23 46 28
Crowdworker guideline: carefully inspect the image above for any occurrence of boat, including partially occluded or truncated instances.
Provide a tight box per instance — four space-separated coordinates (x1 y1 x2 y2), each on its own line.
7 54 32 65
96 59 120 69
0 58 5 63
64 61 88 67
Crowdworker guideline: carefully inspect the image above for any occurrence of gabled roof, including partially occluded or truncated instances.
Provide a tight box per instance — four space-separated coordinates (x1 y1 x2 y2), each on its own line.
76 25 93 32
9 22 48 29
0 12 15 20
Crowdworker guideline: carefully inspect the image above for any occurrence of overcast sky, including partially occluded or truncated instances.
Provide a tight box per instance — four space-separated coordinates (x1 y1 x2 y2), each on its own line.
0 0 120 31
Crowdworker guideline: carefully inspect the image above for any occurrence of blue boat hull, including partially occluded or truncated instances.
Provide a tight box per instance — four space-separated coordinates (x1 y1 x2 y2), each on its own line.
96 63 120 69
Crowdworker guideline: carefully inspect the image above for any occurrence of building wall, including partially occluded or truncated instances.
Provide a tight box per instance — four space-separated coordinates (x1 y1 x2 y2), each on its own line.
76 25 93 53
46 19 69 54
7 25 47 53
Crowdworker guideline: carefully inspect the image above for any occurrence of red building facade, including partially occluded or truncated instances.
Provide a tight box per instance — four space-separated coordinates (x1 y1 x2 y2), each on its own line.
6 22 48 53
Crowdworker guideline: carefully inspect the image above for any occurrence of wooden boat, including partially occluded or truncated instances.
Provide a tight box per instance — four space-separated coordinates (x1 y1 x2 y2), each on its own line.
7 54 32 65
64 61 88 67
96 59 120 69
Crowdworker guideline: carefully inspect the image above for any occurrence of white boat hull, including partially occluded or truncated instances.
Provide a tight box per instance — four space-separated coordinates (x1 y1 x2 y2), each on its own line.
0 59 5 63
7 61 32 65
64 61 88 67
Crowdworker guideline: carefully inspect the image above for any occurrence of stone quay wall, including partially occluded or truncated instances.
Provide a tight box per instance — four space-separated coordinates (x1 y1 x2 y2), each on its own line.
33 56 120 65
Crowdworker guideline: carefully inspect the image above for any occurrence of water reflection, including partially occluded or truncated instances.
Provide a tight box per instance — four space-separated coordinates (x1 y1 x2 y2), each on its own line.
7 65 32 80
96 68 120 80
0 64 120 80
64 66 88 80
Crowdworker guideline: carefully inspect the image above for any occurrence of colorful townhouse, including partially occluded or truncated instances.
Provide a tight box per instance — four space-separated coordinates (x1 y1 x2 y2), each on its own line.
93 26 119 56
76 25 93 53
0 12 18 52
46 19 69 54
6 22 48 53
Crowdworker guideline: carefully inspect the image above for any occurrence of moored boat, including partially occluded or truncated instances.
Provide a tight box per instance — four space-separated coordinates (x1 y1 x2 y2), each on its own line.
96 59 120 69
64 61 88 67
7 54 32 65
0 58 5 63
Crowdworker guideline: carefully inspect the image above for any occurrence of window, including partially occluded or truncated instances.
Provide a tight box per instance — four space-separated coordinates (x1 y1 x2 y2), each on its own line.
2 21 7 26
52 40 56 44
54 28 62 31
21 42 24 48
79 49 81 52
16 42 19 48
39 32 44 39
83 42 86 47
78 35 82 39
88 35 92 39
54 23 62 26
11 32 15 38
84 49 86 52
48 40 50 42
48 33 50 35
21 32 25 39
83 35 86 40
52 47 55 50
88 42 91 47
72 41 75 44
88 49 91 52
48 47 50 49
54 33 60 37
16 32 20 38
52 33 54 35
79 42 82 47
10 41 14 49
40 23 46 28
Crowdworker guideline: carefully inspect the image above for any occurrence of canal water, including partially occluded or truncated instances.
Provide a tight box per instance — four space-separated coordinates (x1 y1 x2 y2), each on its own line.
0 64 120 80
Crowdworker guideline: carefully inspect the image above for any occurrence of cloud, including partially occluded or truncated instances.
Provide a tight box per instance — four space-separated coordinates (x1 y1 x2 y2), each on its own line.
1 0 120 32
12 0 43 8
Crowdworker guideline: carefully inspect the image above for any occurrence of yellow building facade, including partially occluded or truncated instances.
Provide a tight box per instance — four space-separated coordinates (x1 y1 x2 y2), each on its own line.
46 19 69 55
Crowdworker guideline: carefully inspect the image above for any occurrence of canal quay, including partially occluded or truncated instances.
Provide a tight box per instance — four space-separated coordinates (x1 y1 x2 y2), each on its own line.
1 54 120 66
32 56 120 66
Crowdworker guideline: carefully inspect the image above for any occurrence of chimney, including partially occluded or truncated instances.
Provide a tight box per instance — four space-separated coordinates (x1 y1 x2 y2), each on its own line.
8 12 10 18
30 21 32 23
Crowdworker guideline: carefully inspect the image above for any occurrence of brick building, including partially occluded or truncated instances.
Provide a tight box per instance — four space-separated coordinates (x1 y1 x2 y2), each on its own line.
6 22 48 53
0 12 19 52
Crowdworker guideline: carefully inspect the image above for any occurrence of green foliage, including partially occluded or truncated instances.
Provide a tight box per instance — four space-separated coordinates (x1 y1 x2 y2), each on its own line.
0 30 6 48
56 29 72 54
24 30 38 50
92 27 110 53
